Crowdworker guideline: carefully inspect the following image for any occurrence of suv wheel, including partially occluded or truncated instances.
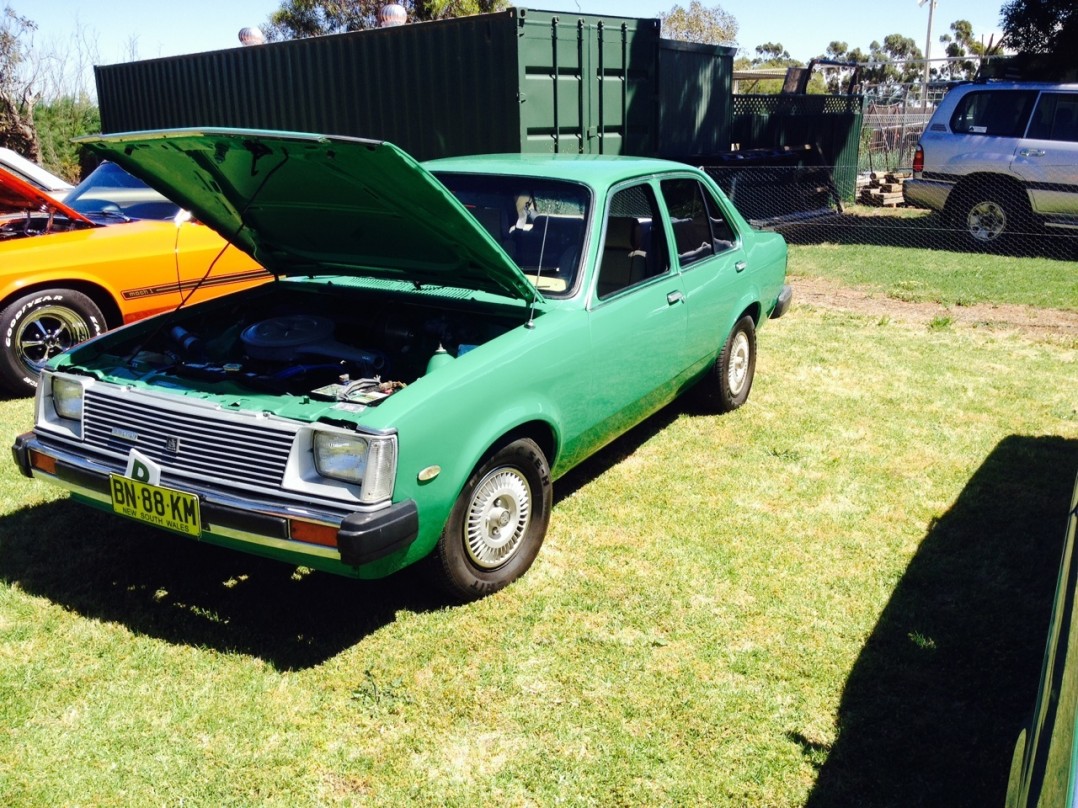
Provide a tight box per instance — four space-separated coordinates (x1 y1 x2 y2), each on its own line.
951 188 1031 249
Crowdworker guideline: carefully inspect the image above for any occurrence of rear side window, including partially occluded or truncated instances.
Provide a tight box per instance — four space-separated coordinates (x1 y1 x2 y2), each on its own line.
659 178 737 268
949 90 1038 137
1026 93 1078 142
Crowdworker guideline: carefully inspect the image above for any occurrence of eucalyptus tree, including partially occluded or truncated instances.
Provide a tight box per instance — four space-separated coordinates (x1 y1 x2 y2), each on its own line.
266 0 508 39
659 1 738 46
0 4 39 159
1000 0 1078 54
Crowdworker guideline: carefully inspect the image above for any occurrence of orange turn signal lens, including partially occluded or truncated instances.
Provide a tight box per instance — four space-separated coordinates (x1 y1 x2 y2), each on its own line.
289 519 338 547
29 450 57 475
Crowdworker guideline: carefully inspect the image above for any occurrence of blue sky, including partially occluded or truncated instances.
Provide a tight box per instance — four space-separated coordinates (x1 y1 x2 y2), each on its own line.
27 1 1006 66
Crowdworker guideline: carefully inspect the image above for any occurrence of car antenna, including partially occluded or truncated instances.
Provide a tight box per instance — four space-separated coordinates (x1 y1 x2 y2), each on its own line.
525 214 551 330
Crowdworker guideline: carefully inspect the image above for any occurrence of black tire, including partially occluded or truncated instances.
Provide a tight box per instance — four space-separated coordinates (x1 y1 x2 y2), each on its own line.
430 438 552 602
0 289 106 395
950 187 1031 250
695 315 756 414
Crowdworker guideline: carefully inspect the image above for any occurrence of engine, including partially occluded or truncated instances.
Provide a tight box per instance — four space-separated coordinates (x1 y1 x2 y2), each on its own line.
114 288 513 402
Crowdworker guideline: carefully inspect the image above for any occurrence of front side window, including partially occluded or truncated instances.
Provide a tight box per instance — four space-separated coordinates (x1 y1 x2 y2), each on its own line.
949 90 1038 137
595 184 669 300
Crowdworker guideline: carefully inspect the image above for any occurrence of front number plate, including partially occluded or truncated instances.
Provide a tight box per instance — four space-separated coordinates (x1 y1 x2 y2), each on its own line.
109 474 201 537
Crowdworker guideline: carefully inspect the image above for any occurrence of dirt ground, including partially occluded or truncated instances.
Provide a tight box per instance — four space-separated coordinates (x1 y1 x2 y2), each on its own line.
791 275 1078 341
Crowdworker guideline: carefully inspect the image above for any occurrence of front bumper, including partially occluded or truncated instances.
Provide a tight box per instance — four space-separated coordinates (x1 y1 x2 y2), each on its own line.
12 432 419 571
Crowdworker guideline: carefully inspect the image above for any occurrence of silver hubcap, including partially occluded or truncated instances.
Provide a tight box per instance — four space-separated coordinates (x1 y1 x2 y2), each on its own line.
465 467 532 569
15 306 91 373
967 200 1006 243
727 331 750 396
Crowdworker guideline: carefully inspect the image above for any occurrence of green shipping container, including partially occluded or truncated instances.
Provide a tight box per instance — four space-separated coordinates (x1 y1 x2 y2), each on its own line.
94 8 669 161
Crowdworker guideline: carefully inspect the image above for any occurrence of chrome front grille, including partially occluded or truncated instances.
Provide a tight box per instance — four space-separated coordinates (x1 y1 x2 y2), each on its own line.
82 386 297 489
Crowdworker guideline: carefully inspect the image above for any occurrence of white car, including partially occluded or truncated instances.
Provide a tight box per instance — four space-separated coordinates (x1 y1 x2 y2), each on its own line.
904 81 1078 247
0 147 73 201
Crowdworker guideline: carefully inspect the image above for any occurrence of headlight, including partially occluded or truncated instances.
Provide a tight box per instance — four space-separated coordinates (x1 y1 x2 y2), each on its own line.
312 431 396 503
313 432 369 483
51 376 85 421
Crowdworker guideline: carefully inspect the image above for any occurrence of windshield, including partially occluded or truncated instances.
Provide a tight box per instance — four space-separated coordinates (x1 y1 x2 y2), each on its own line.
66 161 181 224
435 172 590 297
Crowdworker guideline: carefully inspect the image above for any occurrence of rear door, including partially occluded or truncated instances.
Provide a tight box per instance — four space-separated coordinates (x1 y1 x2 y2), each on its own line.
657 176 747 377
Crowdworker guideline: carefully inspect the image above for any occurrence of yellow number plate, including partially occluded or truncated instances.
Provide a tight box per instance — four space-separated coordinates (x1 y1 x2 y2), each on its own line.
109 474 201 537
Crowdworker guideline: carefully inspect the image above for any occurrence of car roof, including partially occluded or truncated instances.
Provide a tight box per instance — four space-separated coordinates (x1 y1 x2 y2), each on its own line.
424 153 703 188
0 147 74 194
952 81 1078 92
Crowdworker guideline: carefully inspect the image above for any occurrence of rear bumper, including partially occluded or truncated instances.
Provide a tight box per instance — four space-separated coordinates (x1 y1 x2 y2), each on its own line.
12 431 419 571
770 284 793 319
903 177 953 212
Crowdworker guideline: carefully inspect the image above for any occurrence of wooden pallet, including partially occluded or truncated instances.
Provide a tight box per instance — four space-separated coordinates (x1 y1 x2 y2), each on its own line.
859 189 905 207
857 171 909 207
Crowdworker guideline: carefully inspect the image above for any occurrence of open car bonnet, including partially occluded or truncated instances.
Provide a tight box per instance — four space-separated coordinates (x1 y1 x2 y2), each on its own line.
78 129 542 304
0 165 91 224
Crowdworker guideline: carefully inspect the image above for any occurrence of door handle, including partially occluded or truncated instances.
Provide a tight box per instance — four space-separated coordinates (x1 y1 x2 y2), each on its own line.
667 290 685 305
735 261 747 272
1018 148 1045 158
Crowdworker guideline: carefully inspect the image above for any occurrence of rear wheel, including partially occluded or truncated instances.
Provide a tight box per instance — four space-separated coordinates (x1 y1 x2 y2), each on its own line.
430 438 552 602
0 289 105 394
694 315 757 414
950 187 1032 249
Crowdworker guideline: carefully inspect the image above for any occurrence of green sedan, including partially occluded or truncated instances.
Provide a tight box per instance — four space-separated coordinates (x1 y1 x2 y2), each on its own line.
12 129 790 601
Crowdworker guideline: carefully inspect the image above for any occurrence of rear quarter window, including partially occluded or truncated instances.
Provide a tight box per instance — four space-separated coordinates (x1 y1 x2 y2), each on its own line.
948 90 1038 137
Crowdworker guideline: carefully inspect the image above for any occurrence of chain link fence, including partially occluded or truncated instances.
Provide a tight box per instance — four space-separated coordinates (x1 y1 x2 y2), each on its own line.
706 84 1078 262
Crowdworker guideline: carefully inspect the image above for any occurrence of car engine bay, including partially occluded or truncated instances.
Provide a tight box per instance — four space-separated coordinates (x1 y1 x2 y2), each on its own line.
93 285 521 402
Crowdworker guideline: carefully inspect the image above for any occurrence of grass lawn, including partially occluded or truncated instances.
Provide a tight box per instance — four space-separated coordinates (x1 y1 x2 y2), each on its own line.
781 208 1078 311
0 251 1075 805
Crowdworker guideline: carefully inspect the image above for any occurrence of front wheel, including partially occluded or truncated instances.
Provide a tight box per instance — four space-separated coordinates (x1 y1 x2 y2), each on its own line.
694 315 757 414
430 438 552 602
0 289 106 395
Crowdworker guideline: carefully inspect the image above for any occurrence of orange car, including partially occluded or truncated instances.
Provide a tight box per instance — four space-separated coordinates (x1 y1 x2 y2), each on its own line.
0 161 271 394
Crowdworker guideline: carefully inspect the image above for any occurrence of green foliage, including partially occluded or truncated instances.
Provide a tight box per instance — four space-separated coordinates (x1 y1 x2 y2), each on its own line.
266 0 507 39
827 36 917 88
1001 0 1078 55
937 19 987 81
732 44 827 96
753 42 791 63
34 97 99 182
824 16 996 93
660 1 738 46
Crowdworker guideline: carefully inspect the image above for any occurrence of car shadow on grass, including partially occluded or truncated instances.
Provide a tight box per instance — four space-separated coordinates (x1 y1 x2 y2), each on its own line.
0 405 682 672
795 434 1078 808
554 407 681 503
0 497 446 671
